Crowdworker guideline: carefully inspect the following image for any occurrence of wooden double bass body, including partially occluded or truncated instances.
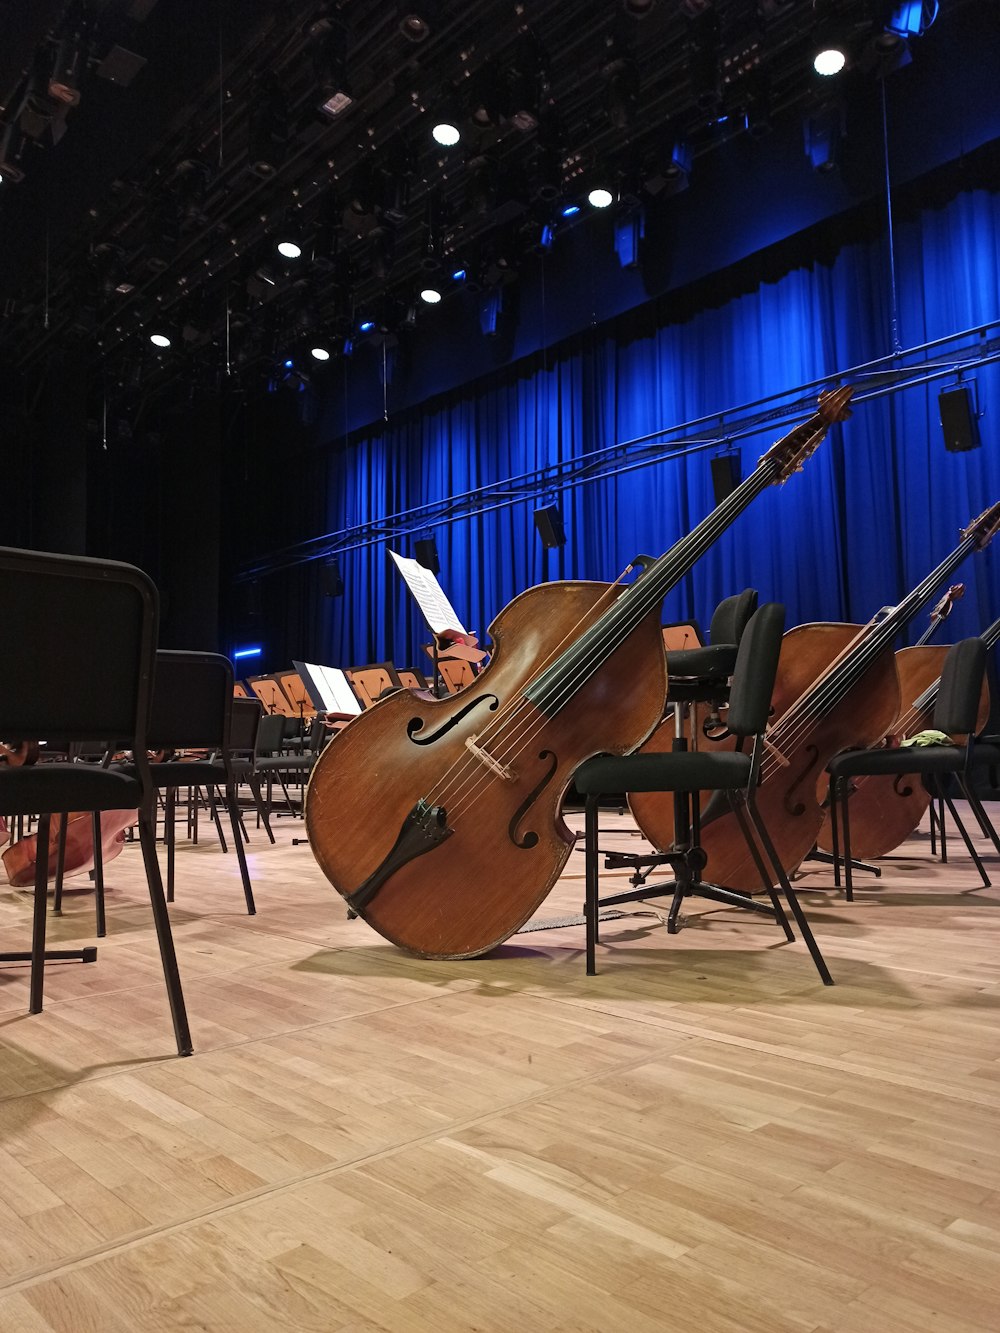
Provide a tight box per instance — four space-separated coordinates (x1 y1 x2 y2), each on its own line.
631 506 1000 891
305 388 855 958
630 623 900 890
308 581 666 957
815 641 992 862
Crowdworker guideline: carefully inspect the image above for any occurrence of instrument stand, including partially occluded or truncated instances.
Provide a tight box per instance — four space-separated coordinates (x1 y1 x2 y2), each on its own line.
589 702 779 931
805 845 882 880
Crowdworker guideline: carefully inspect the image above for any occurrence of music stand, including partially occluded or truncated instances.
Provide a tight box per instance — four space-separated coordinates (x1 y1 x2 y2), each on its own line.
276 670 315 720
248 675 295 716
293 661 363 721
661 622 705 654
389 550 478 698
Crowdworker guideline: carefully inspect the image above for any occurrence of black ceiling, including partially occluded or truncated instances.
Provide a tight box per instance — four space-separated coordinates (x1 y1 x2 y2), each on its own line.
0 0 970 400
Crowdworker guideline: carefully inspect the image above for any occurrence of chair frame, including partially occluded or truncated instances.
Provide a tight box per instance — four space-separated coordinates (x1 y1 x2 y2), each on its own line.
0 546 191 1055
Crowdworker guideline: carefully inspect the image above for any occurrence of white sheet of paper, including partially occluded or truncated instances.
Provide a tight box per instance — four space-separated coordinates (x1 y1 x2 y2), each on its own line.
389 549 468 637
295 661 362 716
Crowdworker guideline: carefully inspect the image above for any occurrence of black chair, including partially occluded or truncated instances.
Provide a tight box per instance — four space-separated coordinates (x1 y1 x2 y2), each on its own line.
226 696 274 844
575 603 833 985
660 589 758 848
827 637 1000 899
666 588 758 703
0 546 191 1055
254 711 327 819
127 651 257 915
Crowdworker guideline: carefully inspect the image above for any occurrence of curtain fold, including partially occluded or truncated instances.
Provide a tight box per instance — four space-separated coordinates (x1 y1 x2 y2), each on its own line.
315 185 1000 670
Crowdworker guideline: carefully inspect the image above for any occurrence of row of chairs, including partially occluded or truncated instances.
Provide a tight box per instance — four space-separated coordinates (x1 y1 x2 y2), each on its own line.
579 591 999 984
0 548 280 1057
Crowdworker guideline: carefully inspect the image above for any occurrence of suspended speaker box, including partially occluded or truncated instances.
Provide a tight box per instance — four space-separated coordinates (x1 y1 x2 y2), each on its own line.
321 559 344 597
533 504 565 549
939 387 980 453
415 538 440 574
711 454 741 505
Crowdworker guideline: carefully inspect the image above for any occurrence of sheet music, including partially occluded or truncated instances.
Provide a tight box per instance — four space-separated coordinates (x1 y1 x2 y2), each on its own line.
294 661 363 716
389 550 469 637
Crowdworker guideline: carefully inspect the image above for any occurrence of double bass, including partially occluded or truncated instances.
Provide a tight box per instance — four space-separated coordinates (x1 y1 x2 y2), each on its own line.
305 387 853 958
631 505 1000 892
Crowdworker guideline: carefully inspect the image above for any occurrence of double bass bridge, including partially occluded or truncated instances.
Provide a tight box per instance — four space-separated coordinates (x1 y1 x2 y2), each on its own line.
465 733 515 782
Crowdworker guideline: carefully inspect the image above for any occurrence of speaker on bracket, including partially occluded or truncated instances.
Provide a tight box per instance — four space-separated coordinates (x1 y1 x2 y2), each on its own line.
710 453 741 505
321 557 344 597
533 503 565 549
939 386 980 453
415 537 440 574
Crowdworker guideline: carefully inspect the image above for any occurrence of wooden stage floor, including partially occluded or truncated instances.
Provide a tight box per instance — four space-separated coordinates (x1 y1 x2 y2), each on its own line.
1 804 999 1332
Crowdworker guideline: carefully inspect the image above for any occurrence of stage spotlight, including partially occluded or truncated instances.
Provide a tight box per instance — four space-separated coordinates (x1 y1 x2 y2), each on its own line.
277 239 302 259
149 331 172 348
451 267 467 281
420 286 442 304
813 36 848 76
359 319 375 333
587 185 615 209
311 345 331 361
560 202 581 218
398 5 439 43
431 120 460 147
431 101 461 146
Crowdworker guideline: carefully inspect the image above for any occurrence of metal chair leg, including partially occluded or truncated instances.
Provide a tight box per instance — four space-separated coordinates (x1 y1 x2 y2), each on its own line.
746 793 834 986
584 795 599 975
225 782 256 915
91 811 107 938
53 812 68 915
728 793 794 942
29 814 52 1014
136 812 192 1057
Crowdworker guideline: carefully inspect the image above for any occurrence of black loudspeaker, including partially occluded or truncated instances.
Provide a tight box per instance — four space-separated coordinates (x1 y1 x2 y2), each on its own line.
939 387 980 453
533 504 565 549
415 538 440 574
711 454 741 505
321 558 344 597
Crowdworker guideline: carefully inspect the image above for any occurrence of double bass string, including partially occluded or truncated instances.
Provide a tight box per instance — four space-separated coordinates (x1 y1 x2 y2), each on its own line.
430 436 813 823
428 408 838 825
756 535 980 785
428 444 784 820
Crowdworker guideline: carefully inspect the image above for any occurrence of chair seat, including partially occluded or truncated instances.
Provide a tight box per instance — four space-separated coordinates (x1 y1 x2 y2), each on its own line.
667 643 738 678
575 749 751 795
255 756 316 774
829 745 967 778
117 760 222 787
0 763 142 815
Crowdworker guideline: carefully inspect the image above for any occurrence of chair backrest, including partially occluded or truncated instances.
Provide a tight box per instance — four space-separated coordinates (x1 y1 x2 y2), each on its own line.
933 637 987 736
709 588 758 646
725 602 786 737
147 651 234 751
0 546 157 747
230 697 264 754
255 711 286 757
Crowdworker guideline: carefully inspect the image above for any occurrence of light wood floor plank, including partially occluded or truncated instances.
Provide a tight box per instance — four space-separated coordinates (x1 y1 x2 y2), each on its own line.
0 805 998 1329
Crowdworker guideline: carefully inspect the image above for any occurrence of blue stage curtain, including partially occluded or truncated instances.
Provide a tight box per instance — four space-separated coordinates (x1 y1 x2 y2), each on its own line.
324 184 1000 669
